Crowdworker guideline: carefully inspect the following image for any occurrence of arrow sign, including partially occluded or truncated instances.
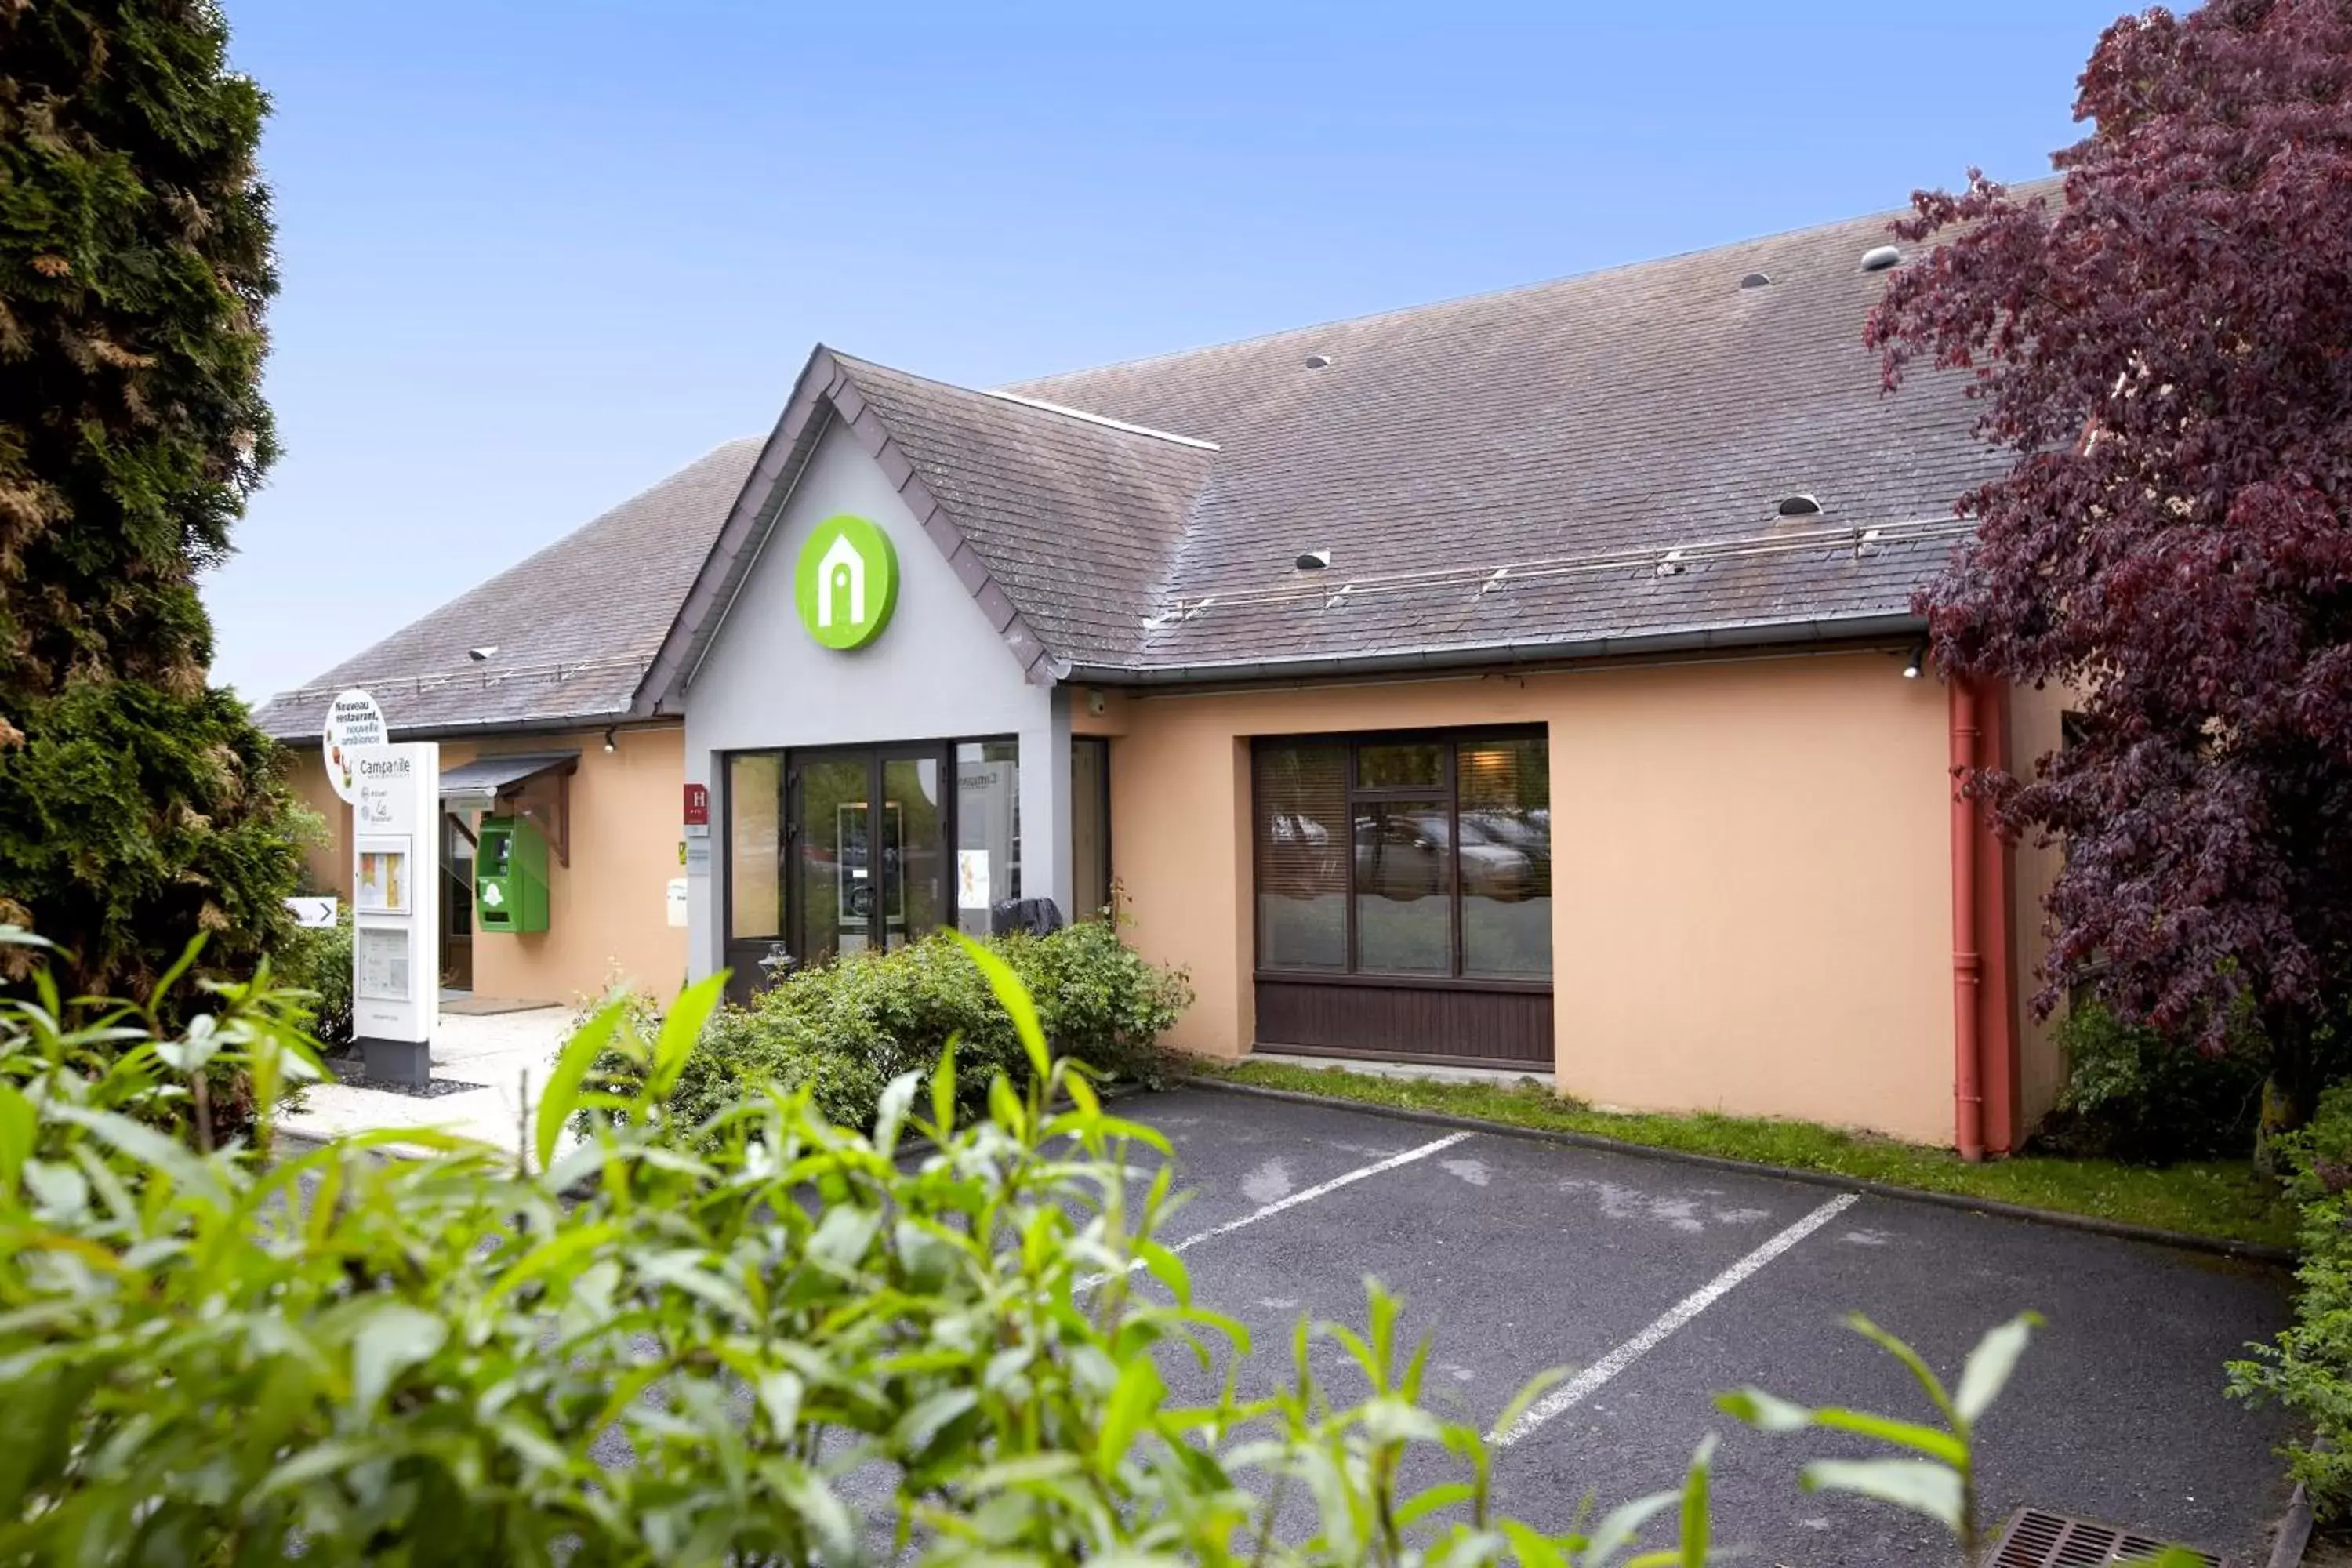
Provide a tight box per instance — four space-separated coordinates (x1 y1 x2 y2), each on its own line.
285 896 339 929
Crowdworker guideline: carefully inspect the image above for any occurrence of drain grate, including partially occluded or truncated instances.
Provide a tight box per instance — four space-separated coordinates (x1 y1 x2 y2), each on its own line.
1990 1507 2223 1567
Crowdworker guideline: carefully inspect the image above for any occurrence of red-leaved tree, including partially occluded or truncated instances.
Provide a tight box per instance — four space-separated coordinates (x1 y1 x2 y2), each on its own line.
1870 0 2352 1124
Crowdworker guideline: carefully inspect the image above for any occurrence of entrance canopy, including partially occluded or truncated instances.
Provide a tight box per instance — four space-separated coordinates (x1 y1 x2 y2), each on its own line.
437 751 579 808
439 751 577 866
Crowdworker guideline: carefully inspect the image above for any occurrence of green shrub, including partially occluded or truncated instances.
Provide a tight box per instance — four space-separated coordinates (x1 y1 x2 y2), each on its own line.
273 905 354 1046
1014 916 1193 1083
0 926 1706 1566
593 923 1191 1138
654 1001 890 1130
0 925 311 1147
2229 1083 2352 1516
0 2 314 1013
2031 1001 2265 1163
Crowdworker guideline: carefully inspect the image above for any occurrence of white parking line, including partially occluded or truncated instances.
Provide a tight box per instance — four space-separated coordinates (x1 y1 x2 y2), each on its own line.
1489 1190 1861 1447
1085 1130 1476 1289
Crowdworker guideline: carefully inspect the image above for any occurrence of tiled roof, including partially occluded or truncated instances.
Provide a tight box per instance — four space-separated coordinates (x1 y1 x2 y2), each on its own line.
999 198 2008 674
252 438 760 740
283 190 2034 731
652 196 2017 695
829 356 1215 667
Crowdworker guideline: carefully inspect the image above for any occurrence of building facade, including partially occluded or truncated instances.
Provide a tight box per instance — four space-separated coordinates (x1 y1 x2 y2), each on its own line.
267 192 2071 1152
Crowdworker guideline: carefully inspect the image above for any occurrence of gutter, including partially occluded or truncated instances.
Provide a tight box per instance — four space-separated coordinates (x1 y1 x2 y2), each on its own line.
1950 676 1986 1162
1976 680 2021 1154
1947 675 2023 1161
263 714 678 748
1060 611 1930 688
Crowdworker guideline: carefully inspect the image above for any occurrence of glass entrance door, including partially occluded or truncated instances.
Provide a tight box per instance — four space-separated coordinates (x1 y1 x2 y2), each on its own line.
788 747 949 965
791 753 873 964
883 753 946 947
439 809 475 993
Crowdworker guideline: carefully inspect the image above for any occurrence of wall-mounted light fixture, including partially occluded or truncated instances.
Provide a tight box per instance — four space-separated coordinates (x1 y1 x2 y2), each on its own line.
1902 641 1929 681
602 727 618 753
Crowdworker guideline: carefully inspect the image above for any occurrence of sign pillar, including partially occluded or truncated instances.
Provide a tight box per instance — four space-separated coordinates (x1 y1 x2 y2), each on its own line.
349 742 441 1088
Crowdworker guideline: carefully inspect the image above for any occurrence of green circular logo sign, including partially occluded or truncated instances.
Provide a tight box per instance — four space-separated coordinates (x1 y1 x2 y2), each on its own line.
793 514 899 650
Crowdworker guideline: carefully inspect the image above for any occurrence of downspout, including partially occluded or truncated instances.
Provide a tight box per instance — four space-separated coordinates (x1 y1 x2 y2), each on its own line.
1950 675 1986 1162
1974 680 2021 1156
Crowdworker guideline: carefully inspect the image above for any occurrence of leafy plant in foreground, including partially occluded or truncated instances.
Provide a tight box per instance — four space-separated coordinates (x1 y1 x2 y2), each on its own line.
1726 1312 2205 1568
0 925 315 1149
1 923 2189 1566
0 927 1708 1565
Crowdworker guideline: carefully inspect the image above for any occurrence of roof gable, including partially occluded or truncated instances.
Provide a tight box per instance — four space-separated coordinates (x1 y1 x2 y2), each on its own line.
644 347 1216 706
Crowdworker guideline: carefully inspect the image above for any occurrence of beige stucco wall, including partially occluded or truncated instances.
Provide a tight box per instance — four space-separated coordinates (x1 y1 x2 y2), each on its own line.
458 727 688 1006
1108 650 1962 1144
276 725 688 1007
2007 680 2076 1129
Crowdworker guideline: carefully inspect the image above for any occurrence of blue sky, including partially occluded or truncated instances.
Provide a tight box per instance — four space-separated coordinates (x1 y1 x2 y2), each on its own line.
204 0 2127 702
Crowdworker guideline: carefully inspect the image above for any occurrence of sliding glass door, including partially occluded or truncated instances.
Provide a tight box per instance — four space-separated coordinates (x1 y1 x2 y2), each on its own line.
724 735 1023 994
787 747 947 965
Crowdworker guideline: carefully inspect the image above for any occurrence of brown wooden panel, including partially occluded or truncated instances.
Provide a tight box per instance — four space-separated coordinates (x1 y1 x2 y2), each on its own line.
1254 977 1553 1069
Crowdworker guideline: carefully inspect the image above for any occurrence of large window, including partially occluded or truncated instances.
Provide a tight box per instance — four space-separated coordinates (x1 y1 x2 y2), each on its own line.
1254 731 1551 983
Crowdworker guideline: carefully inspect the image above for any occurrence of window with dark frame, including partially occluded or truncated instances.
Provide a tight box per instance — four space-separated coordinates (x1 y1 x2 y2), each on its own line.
1071 736 1112 920
1253 731 1552 985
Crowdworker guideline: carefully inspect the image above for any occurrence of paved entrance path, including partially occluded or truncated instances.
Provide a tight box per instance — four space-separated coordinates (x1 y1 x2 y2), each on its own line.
274 1007 572 1157
1113 1087 2295 1566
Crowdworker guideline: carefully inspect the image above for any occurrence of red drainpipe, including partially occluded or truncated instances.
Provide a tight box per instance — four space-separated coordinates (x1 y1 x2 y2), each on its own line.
1950 676 1985 1162
1973 680 2020 1156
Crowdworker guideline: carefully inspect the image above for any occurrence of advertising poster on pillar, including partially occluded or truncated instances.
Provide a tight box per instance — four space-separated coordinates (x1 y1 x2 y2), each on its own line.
350 742 440 1051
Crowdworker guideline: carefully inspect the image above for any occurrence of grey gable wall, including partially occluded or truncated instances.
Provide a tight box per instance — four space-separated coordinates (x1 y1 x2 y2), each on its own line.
681 423 1067 982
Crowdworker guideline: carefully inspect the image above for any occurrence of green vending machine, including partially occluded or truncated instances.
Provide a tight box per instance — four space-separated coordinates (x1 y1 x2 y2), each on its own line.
474 816 550 934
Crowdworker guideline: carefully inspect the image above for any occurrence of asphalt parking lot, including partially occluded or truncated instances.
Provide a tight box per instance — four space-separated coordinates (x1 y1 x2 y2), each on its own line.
1112 1085 2296 1567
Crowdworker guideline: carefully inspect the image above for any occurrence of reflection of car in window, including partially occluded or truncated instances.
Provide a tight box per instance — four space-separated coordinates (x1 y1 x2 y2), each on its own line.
1353 811 1447 897
1352 810 1544 900
1264 811 1343 897
1461 809 1551 898
1268 811 1329 847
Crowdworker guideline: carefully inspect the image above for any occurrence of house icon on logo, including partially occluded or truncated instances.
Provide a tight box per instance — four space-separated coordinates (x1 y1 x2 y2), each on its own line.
816 532 866 629
796 514 898 649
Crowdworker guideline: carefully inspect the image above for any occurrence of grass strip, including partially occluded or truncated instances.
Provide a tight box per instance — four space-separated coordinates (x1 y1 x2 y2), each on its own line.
1197 1060 2296 1250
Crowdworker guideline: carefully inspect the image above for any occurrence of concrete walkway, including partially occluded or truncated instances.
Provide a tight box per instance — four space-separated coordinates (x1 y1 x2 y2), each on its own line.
274 1007 573 1160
